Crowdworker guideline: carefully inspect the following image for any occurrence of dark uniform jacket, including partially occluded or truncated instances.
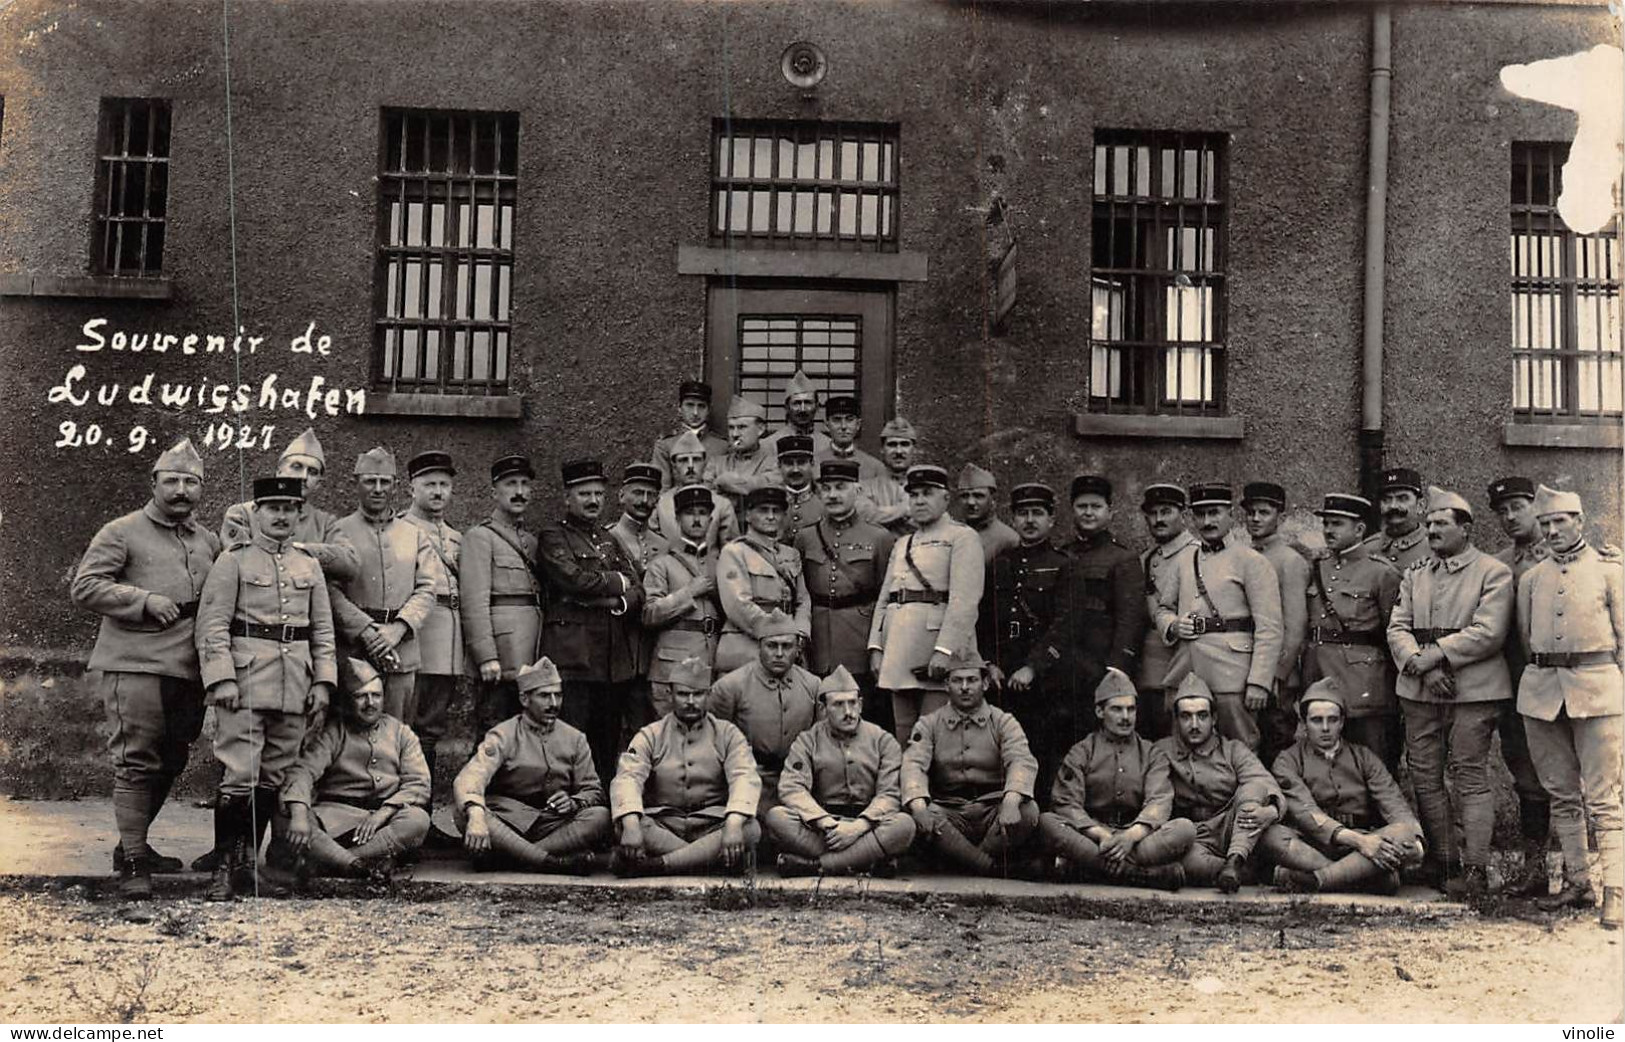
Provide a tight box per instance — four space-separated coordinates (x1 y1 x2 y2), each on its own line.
1303 543 1401 717
1272 738 1418 844
977 540 1068 678
796 513 895 675
1040 530 1147 701
778 485 824 544
536 514 645 683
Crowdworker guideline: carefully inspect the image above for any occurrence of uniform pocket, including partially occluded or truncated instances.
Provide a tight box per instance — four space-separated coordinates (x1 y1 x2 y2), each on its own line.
231 648 257 671
925 604 947 632
1221 635 1254 654
291 575 314 590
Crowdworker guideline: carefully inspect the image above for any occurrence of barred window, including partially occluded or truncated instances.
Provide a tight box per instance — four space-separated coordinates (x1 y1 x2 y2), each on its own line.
1088 130 1227 415
374 109 518 395
736 315 860 427
712 120 898 251
1511 142 1621 420
92 98 171 277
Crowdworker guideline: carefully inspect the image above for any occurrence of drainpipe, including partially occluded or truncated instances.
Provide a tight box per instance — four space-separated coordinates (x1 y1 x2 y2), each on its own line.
1359 4 1393 507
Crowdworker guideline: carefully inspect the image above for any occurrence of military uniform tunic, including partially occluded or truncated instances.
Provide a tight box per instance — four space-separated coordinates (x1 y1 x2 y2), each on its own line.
459 515 544 680
817 443 887 484
868 516 985 692
610 713 762 821
715 534 811 673
796 514 895 676
969 517 1021 565
535 515 644 683
978 541 1068 678
706 662 822 802
1304 543 1401 717
1497 540 1551 682
1139 531 1198 694
779 485 825 544
901 703 1039 806
650 485 740 552
1362 524 1429 572
283 714 432 835
709 447 782 513
399 511 464 677
642 540 723 684
652 426 729 489
1388 546 1514 704
1155 733 1281 823
1154 541 1285 696
779 719 905 823
1047 732 1175 831
857 472 912 533
219 500 359 582
1253 534 1310 690
453 715 604 834
1272 738 1418 848
328 511 441 674
1045 530 1148 701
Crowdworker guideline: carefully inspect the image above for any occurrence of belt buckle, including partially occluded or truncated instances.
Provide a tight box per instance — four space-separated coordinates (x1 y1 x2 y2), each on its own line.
703 617 717 636
1188 613 1207 636
1008 620 1022 639
1310 626 1325 644
280 623 297 644
448 594 460 610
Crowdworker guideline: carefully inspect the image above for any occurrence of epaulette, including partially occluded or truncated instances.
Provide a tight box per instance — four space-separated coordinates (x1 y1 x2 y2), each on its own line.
1598 544 1623 562
1406 557 1431 572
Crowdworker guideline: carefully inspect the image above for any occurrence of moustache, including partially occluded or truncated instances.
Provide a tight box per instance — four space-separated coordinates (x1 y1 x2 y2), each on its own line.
165 495 194 504
1382 508 1406 518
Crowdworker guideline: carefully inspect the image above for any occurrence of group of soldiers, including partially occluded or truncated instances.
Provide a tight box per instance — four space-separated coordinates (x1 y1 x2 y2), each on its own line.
70 371 1622 930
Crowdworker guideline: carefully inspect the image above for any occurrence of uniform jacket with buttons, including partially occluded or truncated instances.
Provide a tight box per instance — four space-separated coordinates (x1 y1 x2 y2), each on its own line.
536 514 645 683
282 713 431 835
400 511 464 676
708 447 782 512
328 511 441 673
650 485 740 553
857 472 913 533
969 516 1021 565
609 514 669 675
1362 525 1429 572
1041 530 1148 702
1253 533 1311 688
652 427 729 489
1138 531 1198 691
1048 731 1174 832
1154 540 1285 694
716 535 812 670
978 541 1068 676
1272 738 1418 846
1388 546 1513 703
196 533 338 711
779 719 904 822
869 515 986 691
816 444 887 484
796 514 895 675
1154 733 1282 822
642 541 722 683
219 500 360 582
73 502 221 679
901 701 1038 805
459 515 543 679
706 661 822 777
1303 544 1400 718
453 714 604 831
609 713 762 820
1517 542 1624 721
778 485 825 544
1497 540 1550 682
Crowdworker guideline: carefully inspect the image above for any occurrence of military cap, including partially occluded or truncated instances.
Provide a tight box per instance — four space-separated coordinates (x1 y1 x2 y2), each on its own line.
670 656 713 693
818 664 861 698
670 429 708 459
678 379 713 404
1424 485 1472 521
825 394 860 418
152 437 204 479
1172 672 1215 708
759 609 800 639
1187 482 1233 509
744 485 789 511
406 451 455 479
819 459 862 484
1533 484 1583 518
1011 483 1057 511
673 484 714 514
339 656 383 695
1070 474 1113 503
1094 666 1138 705
561 459 607 486
253 476 304 503
1140 483 1187 511
622 462 663 488
1240 482 1287 509
1487 476 1536 506
516 656 564 694
280 427 325 466
783 369 820 401
776 435 816 459
943 646 986 673
1380 468 1424 495
903 464 951 492
879 417 918 443
1314 493 1371 520
354 447 398 477
956 463 998 491
1298 677 1349 716
727 397 767 421
490 454 535 482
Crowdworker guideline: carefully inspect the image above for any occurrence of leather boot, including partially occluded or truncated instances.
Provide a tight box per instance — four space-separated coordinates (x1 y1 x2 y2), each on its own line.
1216 854 1245 894
113 843 184 874
1507 836 1553 897
1537 878 1597 912
1601 887 1622 930
1123 862 1185 892
118 852 154 900
776 852 821 878
206 797 245 902
1273 865 1320 893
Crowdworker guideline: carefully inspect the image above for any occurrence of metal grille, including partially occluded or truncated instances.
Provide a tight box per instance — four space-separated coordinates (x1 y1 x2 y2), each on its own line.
1087 130 1227 415
736 315 861 426
712 120 898 251
92 98 171 278
374 109 519 394
1511 142 1622 421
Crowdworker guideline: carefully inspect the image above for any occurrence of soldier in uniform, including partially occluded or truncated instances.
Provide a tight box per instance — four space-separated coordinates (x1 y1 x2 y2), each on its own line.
762 369 833 459
72 438 220 897
1155 673 1286 892
1038 668 1196 890
902 648 1041 877
1302 494 1403 774
1517 485 1623 928
775 435 824 541
328 448 441 729
767 665 916 877
1488 475 1557 897
652 379 728 489
1241 481 1311 764
453 657 610 873
609 461 668 728
460 455 544 735
816 394 885 482
711 397 783 515
956 464 1019 564
868 464 986 743
1137 483 1199 740
859 417 919 533
398 451 462 795
535 458 646 784
642 484 723 721
1264 678 1425 895
609 656 763 876
715 485 811 674
1364 467 1430 570
651 428 741 552
1387 485 1514 898
706 610 821 820
1152 483 1284 753
195 476 337 901
218 427 358 583
282 657 431 881
797 459 896 733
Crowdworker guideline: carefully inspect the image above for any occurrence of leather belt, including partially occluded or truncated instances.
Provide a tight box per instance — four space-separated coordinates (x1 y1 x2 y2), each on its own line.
751 596 788 609
1309 626 1384 647
810 590 873 610
364 607 401 624
757 752 786 773
324 794 388 811
1412 627 1460 644
888 589 950 606
489 594 543 607
1191 614 1254 634
229 619 311 643
435 593 460 609
1531 651 1616 668
823 803 867 820
669 617 720 635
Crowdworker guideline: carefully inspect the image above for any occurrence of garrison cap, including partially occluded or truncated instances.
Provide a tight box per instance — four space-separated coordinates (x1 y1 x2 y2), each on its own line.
879 417 918 442
1172 672 1215 708
825 394 860 418
1070 474 1113 503
490 454 535 482
1240 482 1287 509
561 459 607 486
621 462 663 489
783 369 819 401
943 646 986 674
903 464 951 492
354 447 398 478
1425 485 1473 521
1533 484 1583 518
956 463 998 491
1140 483 1187 511
776 435 816 459
819 459 862 483
280 427 325 467
759 609 800 639
678 379 713 404
1315 493 1371 520
1011 483 1057 511
818 664 861 698
516 656 564 694
339 657 383 695
406 451 455 479
152 438 204 479
1487 476 1537 506
1187 482 1233 509
253 476 305 503
670 429 708 459
727 397 767 421
1380 468 1424 495
1094 666 1138 705
744 485 789 511
672 484 714 514
1298 677 1350 716
670 656 713 693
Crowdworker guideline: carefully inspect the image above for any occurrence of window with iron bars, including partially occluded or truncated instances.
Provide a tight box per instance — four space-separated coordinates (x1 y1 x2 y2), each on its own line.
92 98 171 278
736 315 861 427
712 119 898 252
374 109 518 395
1087 130 1227 415
1510 142 1621 421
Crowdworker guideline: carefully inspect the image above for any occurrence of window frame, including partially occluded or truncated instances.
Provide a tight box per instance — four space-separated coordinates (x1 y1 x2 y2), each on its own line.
91 97 172 279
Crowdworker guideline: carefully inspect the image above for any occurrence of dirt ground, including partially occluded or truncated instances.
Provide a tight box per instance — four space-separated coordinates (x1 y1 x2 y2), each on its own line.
1 883 1620 1024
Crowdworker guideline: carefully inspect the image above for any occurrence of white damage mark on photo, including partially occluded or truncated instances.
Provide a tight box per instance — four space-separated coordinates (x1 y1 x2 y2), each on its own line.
1500 44 1625 235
